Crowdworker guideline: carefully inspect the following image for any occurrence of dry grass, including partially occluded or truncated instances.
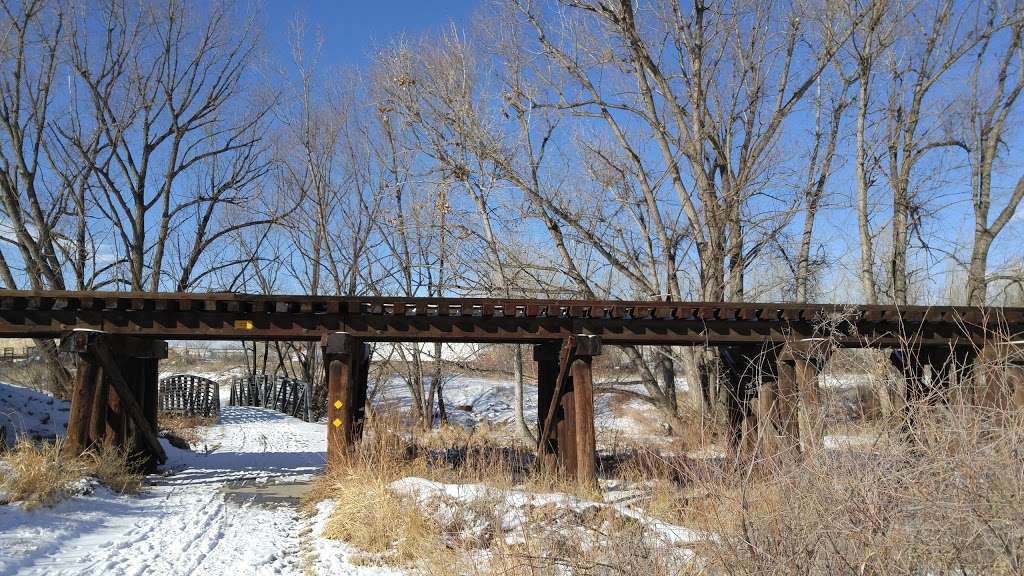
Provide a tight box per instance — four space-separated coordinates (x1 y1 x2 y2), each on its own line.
0 439 144 508
0 360 62 397
659 406 1024 575
307 412 697 575
305 416 449 568
0 439 87 508
82 443 144 495
309 366 1024 575
159 413 217 447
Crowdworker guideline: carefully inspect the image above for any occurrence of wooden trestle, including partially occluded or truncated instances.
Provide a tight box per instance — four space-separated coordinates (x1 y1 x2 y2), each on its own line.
61 330 167 472
1 290 1020 481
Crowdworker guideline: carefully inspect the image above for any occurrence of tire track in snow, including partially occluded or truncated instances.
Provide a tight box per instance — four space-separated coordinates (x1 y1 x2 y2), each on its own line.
1 406 327 575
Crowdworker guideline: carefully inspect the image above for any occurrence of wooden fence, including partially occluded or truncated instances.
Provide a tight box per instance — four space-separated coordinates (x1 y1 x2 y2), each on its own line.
229 374 313 421
158 374 221 417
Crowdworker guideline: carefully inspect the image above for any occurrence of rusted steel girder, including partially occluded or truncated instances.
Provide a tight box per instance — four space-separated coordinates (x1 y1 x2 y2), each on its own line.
1 290 1021 346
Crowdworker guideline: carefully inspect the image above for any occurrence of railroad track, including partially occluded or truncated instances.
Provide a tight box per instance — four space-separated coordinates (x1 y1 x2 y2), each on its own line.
0 289 1021 346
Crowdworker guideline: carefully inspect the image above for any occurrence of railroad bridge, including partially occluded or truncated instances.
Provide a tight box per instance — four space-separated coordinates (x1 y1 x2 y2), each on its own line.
2 290 1022 483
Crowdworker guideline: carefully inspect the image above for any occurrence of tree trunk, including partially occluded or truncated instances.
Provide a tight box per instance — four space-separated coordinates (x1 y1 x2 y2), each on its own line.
966 233 993 306
856 73 878 305
512 344 535 442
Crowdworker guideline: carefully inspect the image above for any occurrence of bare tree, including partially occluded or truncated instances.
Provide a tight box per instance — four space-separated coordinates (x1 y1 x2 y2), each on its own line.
964 2 1024 305
500 0 858 426
842 0 901 304
63 0 272 292
878 0 994 305
0 0 73 394
794 75 853 303
0 0 67 291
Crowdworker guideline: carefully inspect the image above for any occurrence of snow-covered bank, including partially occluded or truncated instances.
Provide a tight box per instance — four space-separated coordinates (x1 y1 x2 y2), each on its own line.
391 476 702 550
0 381 69 447
1 405 328 575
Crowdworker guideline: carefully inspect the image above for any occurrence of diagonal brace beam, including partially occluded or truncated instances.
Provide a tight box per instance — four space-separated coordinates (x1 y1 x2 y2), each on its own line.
90 342 167 464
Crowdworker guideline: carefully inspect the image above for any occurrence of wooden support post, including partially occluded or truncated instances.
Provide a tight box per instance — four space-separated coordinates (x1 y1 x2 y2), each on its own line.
106 372 127 448
129 357 147 465
774 357 800 453
572 335 601 490
352 343 371 441
92 338 168 465
322 332 356 467
720 346 747 452
536 338 577 478
976 341 1024 410
65 360 98 456
755 376 779 453
720 345 776 457
558 375 577 477
534 342 561 472
890 348 923 429
61 331 168 467
891 344 972 430
778 339 831 454
137 357 161 472
89 366 108 446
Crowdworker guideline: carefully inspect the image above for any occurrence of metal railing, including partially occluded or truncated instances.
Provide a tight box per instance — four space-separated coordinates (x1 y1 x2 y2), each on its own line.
228 374 313 422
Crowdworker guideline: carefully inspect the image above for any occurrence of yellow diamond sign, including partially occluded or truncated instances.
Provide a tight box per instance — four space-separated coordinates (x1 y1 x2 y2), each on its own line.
332 418 342 428
334 400 343 409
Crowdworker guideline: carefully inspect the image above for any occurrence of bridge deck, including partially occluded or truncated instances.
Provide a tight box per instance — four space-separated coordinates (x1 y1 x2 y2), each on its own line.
2 290 1022 346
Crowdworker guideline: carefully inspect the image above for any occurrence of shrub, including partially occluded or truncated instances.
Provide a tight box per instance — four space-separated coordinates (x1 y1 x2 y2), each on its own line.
1 439 144 508
0 440 87 509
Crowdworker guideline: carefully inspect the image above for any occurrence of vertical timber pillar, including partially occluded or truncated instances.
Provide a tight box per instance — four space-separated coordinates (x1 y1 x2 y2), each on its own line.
976 341 1024 410
89 365 108 447
61 331 168 472
106 369 127 449
778 339 831 454
353 342 371 441
534 342 561 472
557 363 577 478
572 335 601 490
322 332 358 467
65 359 99 456
756 369 780 454
720 344 777 457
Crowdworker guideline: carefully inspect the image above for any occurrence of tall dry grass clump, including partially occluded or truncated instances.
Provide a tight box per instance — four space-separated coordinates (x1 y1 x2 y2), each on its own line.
1 440 144 508
678 404 1024 575
82 443 144 494
0 439 86 508
306 415 452 568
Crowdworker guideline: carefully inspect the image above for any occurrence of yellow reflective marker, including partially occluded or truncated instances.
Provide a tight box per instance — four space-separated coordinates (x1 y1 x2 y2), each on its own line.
332 418 342 428
234 319 254 330
333 400 343 409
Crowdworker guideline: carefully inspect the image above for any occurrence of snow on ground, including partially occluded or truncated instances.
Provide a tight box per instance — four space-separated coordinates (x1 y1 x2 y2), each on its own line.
0 381 69 447
1 366 881 575
391 476 701 551
820 372 878 389
0 403 337 576
374 375 670 442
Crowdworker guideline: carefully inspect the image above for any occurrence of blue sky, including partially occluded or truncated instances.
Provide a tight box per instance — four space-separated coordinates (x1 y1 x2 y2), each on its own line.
263 0 481 67
251 1 1022 303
